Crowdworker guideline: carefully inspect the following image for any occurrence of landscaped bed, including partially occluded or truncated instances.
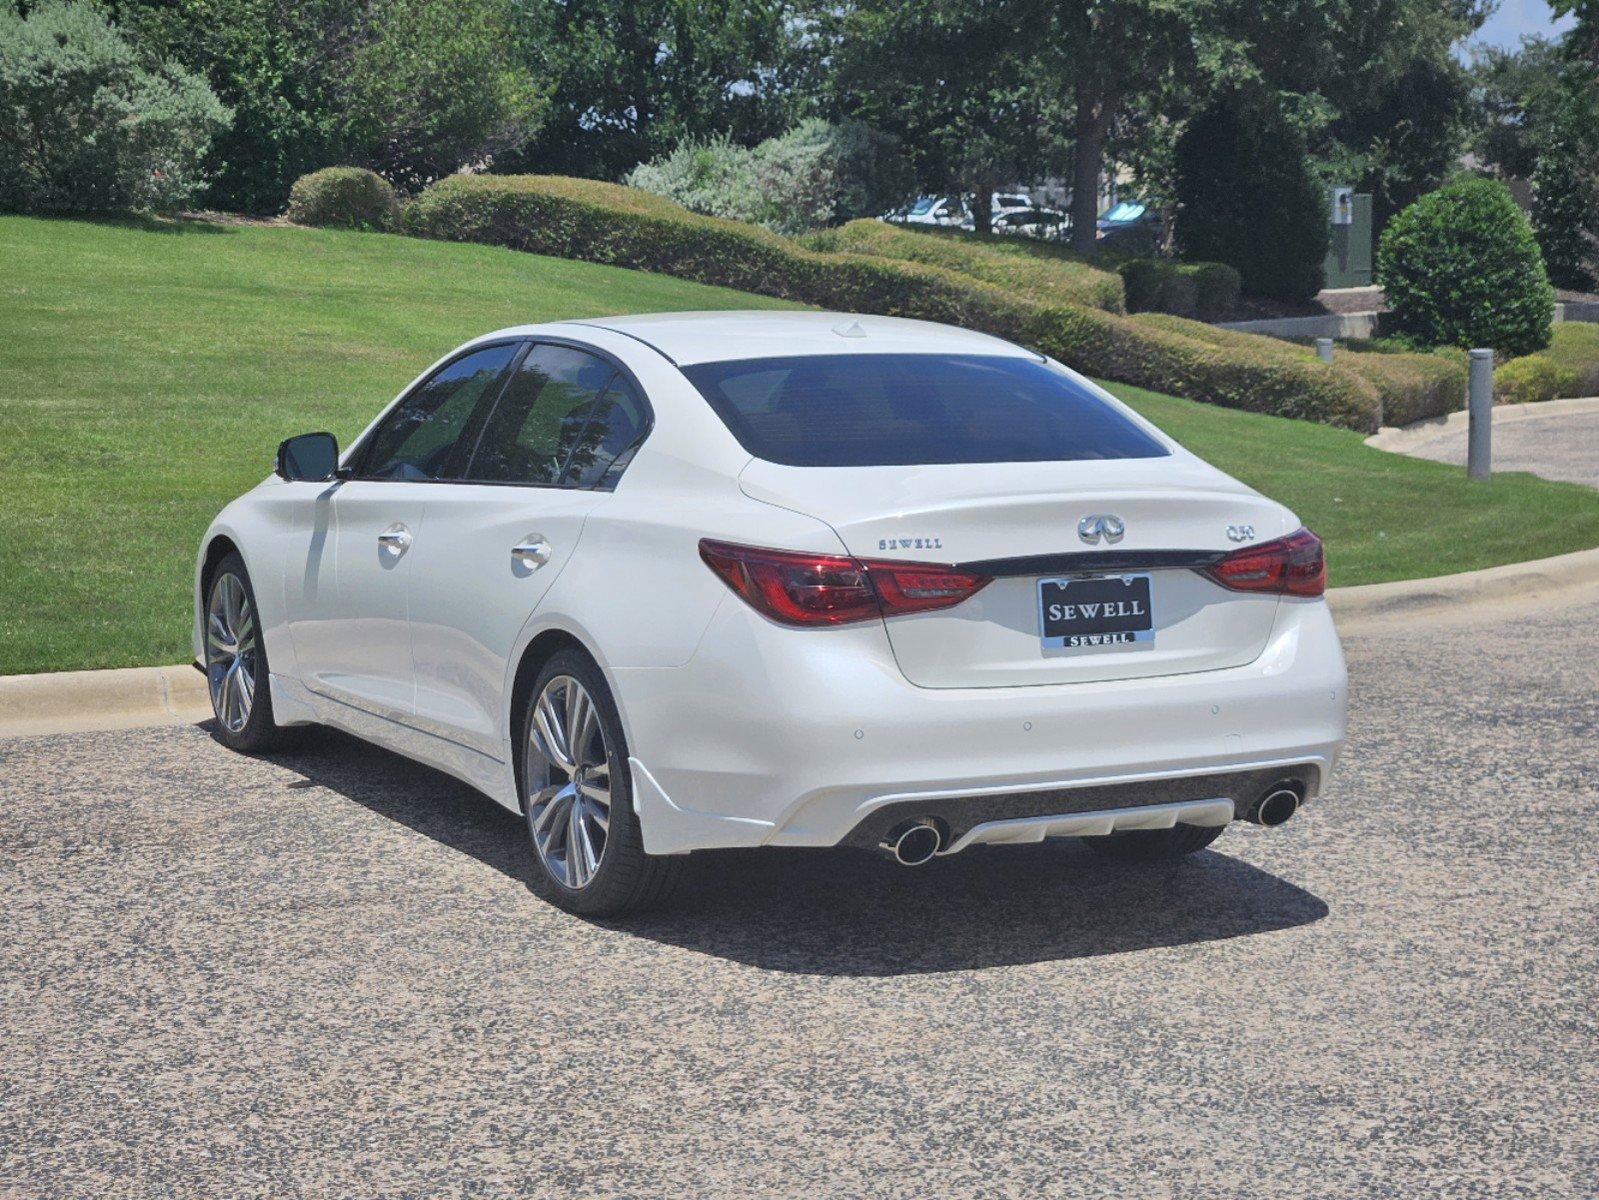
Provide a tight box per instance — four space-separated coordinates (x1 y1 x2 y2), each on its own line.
3 214 1598 674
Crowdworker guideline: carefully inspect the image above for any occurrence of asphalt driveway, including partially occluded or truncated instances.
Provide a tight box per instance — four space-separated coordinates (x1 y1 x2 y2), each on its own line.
2 593 1596 1198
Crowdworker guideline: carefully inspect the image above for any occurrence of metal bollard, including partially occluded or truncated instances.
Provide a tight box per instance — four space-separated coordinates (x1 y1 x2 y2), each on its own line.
1468 349 1493 481
1315 337 1334 363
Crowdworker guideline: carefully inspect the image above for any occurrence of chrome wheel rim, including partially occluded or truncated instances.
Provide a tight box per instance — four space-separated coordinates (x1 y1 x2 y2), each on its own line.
206 572 257 734
525 675 612 889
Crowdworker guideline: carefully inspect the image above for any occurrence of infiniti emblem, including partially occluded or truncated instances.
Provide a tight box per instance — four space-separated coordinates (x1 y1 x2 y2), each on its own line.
1078 514 1125 545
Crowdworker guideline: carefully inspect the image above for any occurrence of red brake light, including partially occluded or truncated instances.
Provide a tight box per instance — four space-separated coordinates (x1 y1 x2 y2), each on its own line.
1203 528 1325 597
699 539 990 626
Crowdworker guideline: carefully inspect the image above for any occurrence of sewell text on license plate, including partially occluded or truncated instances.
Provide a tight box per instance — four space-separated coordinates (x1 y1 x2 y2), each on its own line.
1038 574 1155 650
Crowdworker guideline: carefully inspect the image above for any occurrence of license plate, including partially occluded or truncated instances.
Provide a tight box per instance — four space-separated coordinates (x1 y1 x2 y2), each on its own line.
1038 574 1154 650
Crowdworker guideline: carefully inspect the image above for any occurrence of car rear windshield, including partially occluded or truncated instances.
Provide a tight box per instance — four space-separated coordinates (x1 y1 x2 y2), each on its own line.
680 353 1171 468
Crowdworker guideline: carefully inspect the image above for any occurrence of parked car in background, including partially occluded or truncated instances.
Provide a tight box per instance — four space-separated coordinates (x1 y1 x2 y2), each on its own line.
992 206 1068 241
1097 199 1163 249
899 195 969 226
196 312 1346 916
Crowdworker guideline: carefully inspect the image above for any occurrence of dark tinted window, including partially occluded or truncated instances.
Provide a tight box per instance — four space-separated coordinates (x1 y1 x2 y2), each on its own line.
466 344 647 487
681 353 1169 467
361 343 517 480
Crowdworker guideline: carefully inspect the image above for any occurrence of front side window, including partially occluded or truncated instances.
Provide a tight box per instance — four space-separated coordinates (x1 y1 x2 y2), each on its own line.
680 353 1171 468
466 344 647 488
359 343 518 481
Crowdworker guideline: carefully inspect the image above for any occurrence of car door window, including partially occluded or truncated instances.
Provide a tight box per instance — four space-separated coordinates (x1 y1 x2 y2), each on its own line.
359 343 518 481
564 375 648 488
466 344 646 488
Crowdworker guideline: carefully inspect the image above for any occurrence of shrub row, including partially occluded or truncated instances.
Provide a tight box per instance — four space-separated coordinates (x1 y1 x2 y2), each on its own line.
401 173 1392 429
1135 316 1467 428
1118 258 1241 321
809 219 1126 313
1496 323 1599 405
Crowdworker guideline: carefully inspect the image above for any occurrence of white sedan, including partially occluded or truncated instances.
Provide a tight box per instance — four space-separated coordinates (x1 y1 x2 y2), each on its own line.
195 312 1347 914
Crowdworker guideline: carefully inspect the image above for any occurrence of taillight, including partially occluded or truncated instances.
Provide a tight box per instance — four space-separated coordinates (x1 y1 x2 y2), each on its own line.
1203 528 1325 597
699 539 990 627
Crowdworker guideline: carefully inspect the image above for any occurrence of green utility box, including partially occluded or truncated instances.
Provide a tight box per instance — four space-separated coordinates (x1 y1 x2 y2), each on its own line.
1324 187 1373 288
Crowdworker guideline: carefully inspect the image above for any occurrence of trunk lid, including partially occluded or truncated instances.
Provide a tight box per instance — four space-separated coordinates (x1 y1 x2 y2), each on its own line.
740 456 1290 688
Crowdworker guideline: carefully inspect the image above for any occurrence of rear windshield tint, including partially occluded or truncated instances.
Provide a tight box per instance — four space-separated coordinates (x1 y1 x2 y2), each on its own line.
680 353 1170 467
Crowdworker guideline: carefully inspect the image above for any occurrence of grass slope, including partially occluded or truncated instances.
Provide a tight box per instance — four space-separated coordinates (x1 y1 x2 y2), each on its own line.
1108 382 1599 586
0 215 800 674
2 215 1597 674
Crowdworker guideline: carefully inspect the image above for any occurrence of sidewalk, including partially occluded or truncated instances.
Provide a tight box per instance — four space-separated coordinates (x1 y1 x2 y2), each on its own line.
1365 396 1599 489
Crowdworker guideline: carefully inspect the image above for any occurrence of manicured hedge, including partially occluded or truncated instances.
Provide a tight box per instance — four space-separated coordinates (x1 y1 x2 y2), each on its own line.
1118 258 1241 321
1135 316 1466 428
403 174 1386 430
1497 323 1599 404
810 219 1125 312
286 167 400 230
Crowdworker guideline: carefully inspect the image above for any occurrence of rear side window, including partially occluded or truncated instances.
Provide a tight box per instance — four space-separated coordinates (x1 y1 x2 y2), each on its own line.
465 344 647 488
680 353 1169 467
360 343 517 480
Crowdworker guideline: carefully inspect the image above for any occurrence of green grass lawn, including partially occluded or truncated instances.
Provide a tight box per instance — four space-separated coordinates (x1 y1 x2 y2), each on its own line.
3 214 1597 675
1104 382 1599 587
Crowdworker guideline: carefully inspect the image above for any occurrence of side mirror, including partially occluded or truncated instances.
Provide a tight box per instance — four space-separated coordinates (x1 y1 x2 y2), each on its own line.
276 431 341 482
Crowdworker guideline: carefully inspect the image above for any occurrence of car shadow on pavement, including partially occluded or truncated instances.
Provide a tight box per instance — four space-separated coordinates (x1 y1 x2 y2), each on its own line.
262 726 1329 978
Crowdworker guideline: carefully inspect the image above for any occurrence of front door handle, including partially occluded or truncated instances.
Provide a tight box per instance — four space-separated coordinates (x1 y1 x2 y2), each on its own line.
378 524 413 558
512 537 552 570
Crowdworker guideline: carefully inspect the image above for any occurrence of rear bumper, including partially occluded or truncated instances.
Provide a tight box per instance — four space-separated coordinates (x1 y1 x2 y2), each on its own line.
617 596 1347 856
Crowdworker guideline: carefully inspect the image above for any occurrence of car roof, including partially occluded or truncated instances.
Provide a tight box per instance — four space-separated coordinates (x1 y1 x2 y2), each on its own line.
536 311 1040 367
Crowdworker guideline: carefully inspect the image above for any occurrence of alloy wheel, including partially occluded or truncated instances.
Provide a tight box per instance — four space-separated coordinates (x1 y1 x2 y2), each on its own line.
206 572 257 734
526 675 613 889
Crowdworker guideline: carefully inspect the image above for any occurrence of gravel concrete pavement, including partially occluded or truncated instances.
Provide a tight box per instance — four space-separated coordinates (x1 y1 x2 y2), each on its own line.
2 594 1596 1198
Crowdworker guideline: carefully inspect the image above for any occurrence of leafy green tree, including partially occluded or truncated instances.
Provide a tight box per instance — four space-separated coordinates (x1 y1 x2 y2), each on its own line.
1173 88 1327 303
346 0 547 192
826 0 1049 235
122 0 545 209
120 0 365 213
0 0 229 213
1531 92 1599 289
505 0 811 182
1472 36 1571 180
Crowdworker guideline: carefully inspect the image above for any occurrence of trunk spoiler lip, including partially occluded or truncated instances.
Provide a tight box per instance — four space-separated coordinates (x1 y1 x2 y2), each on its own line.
953 549 1230 579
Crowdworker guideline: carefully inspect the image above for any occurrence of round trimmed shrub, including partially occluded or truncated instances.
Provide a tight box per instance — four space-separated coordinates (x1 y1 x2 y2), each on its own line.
1378 178 1555 358
285 167 400 230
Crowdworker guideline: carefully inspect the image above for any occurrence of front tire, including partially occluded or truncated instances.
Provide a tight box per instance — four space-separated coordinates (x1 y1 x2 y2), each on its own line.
204 552 286 753
520 649 684 916
1080 822 1226 862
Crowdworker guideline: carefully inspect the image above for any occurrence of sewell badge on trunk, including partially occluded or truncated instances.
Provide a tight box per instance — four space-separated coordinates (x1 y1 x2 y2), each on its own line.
1038 574 1155 650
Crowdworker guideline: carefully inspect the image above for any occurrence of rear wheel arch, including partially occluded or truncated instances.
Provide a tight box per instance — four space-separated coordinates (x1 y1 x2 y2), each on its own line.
509 629 624 804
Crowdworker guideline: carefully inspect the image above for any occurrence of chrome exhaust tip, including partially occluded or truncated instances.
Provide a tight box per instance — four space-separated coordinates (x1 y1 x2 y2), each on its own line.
880 818 943 866
1245 785 1301 827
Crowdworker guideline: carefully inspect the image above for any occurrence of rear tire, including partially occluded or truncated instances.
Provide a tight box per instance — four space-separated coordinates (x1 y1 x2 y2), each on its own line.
1080 822 1226 862
520 649 685 916
204 552 287 753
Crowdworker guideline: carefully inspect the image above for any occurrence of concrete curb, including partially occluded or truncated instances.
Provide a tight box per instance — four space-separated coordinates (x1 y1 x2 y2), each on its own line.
1327 546 1599 627
0 663 210 738
4 546 1598 739
1364 396 1599 453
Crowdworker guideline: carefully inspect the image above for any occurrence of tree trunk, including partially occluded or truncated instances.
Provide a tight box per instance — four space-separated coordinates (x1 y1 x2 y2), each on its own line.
972 185 994 235
1070 87 1107 255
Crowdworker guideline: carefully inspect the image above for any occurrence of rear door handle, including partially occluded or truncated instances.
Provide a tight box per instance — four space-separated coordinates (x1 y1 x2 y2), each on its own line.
512 538 552 570
378 524 413 557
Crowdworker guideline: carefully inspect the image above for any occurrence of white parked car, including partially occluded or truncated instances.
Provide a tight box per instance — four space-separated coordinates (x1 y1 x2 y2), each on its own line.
196 312 1347 914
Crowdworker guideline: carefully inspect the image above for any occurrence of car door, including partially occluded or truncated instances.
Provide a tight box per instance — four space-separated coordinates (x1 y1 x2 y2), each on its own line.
404 342 651 757
285 341 519 719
